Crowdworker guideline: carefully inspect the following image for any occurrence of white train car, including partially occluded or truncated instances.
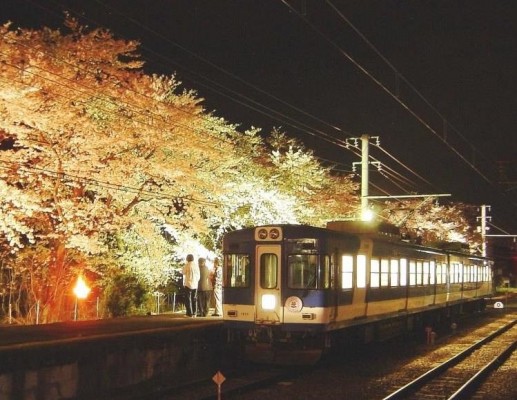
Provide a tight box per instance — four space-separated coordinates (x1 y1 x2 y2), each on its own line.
222 222 493 363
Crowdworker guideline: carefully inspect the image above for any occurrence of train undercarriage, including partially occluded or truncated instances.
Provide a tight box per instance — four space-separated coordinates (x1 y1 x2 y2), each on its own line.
229 298 488 365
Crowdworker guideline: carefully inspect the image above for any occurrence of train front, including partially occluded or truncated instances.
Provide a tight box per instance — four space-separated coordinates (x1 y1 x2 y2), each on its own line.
221 225 352 365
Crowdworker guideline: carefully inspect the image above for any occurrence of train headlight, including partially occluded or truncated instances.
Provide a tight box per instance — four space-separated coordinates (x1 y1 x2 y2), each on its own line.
269 228 280 239
258 229 268 239
261 294 276 310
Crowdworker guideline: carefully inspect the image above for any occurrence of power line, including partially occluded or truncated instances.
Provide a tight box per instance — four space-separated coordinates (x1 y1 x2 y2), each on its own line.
3 0 439 199
281 0 496 188
36 0 423 194
87 0 435 196
0 159 220 207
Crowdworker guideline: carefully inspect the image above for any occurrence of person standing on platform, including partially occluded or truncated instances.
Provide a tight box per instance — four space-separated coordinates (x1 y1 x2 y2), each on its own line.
211 257 223 317
197 257 212 317
182 254 199 317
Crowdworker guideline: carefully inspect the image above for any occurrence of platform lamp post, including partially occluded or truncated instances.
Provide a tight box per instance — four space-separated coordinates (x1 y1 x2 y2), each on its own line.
73 275 90 321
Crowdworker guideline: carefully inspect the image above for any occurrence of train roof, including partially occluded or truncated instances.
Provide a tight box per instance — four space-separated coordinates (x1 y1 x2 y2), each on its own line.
224 222 488 260
326 220 401 239
326 221 488 260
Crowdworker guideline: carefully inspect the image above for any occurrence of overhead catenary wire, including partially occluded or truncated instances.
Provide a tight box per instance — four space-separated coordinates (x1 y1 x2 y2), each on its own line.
3 0 449 200
325 0 498 170
281 0 496 188
1 9 360 173
41 0 429 195
87 0 435 197
0 159 221 207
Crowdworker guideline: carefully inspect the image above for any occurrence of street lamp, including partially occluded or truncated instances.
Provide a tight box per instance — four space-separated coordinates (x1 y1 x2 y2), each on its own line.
73 275 90 321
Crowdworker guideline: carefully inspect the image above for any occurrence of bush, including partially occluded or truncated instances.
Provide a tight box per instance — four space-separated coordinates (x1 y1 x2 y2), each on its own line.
104 274 148 317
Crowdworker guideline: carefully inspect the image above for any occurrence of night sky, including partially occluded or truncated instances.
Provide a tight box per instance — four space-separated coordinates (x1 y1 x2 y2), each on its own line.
1 0 516 234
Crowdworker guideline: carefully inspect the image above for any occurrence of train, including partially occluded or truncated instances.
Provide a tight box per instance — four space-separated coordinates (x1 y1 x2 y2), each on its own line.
221 221 493 364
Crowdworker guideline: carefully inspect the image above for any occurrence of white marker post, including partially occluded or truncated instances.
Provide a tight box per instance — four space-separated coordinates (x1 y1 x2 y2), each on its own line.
212 371 226 400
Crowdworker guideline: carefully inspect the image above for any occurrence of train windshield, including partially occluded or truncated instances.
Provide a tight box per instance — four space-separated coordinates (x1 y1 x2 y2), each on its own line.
223 254 250 288
288 254 320 289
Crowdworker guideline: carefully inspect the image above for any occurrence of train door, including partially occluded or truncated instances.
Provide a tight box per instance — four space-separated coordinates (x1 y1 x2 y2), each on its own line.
255 245 282 324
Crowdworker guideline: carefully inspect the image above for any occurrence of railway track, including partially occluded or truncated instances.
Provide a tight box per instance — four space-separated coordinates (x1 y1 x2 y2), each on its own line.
382 316 517 400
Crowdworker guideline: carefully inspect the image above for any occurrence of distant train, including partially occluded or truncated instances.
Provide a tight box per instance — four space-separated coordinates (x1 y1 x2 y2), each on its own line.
221 221 493 364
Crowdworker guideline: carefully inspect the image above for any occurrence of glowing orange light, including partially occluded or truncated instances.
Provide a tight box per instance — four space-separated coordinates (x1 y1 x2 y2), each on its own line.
73 275 90 299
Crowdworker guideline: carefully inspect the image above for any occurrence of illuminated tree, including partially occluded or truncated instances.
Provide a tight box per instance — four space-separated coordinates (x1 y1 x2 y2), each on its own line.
380 199 482 252
0 19 360 322
265 129 358 225
0 19 240 321
2 18 478 324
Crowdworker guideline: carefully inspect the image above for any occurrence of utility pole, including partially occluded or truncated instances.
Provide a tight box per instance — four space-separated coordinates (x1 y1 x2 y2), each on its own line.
360 134 370 220
477 205 491 257
479 204 517 257
349 134 380 221
348 134 449 222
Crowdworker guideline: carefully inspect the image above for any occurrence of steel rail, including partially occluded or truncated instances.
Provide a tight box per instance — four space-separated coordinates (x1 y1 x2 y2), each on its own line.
448 338 517 400
382 318 517 400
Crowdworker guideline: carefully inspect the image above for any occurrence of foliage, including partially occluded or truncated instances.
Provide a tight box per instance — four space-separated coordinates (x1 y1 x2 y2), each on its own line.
103 273 148 317
0 19 480 324
379 199 482 250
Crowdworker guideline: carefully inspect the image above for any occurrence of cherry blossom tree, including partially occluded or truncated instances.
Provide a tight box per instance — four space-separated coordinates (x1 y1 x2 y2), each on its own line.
0 19 241 321
0 19 479 324
379 199 482 250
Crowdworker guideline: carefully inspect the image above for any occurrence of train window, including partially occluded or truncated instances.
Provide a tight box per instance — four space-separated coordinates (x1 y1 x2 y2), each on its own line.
452 262 461 283
370 258 380 288
416 261 423 286
224 254 250 288
409 260 416 286
423 262 430 286
436 263 443 284
390 259 399 287
430 261 436 285
442 263 448 284
287 254 318 289
380 259 389 287
286 239 318 253
341 255 353 289
260 253 278 289
357 255 366 288
400 258 407 286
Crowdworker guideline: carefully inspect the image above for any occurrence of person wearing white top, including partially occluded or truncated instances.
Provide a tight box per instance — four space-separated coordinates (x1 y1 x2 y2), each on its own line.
182 254 200 317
